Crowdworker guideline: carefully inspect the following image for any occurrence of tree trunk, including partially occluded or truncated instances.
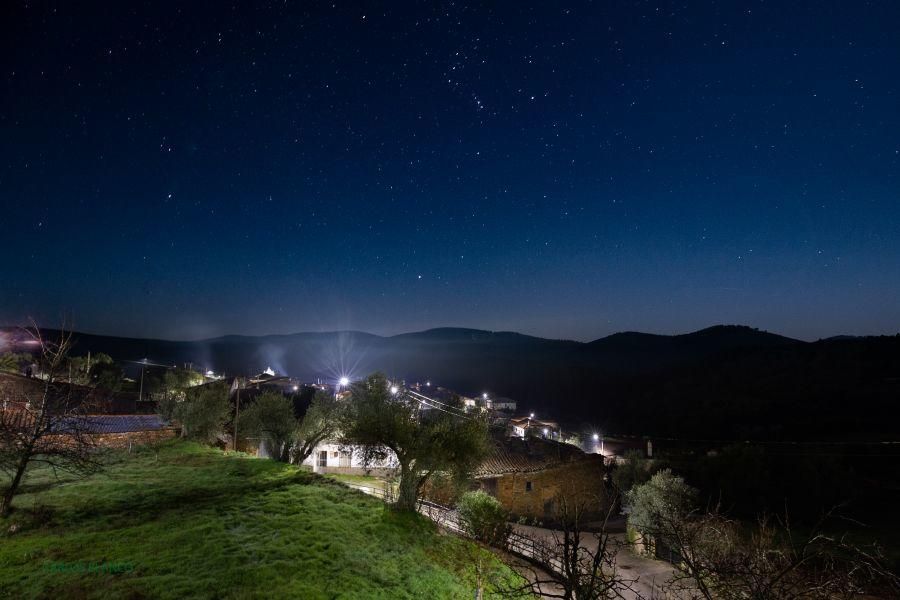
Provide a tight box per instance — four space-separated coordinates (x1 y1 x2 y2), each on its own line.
396 461 419 512
1 456 29 518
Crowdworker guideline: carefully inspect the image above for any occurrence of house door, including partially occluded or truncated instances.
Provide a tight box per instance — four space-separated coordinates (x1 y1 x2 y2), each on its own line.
317 450 328 468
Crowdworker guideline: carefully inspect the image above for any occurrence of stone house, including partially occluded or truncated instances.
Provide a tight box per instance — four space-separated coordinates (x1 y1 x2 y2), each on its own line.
474 434 606 521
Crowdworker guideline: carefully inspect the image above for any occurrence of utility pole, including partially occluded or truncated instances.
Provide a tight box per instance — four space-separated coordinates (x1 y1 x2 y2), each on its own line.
233 379 241 452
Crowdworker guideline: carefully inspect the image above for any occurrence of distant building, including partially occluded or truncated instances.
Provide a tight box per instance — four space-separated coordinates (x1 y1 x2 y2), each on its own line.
508 416 561 440
491 397 517 412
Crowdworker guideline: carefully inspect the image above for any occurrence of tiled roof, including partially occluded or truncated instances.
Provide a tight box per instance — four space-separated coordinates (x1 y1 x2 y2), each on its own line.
474 435 589 478
81 414 174 434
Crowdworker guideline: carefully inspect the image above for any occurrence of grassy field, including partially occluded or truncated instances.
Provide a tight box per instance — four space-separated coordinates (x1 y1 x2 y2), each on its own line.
0 442 524 599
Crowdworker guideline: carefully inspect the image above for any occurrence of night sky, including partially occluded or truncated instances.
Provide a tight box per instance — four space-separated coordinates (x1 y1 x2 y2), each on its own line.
2 2 899 342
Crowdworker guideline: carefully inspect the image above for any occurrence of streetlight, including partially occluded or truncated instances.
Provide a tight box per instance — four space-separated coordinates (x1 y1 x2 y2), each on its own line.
529 412 535 419
335 376 349 399
592 433 599 442
390 385 399 395
543 428 549 437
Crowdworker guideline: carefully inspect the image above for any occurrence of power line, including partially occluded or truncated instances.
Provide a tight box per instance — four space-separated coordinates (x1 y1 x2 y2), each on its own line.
404 390 473 420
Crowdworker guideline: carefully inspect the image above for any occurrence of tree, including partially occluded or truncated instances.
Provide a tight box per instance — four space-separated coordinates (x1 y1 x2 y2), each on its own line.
89 361 124 392
503 487 639 599
610 449 655 496
0 327 104 517
175 382 231 444
0 353 18 375
0 352 34 376
292 390 342 465
627 470 900 598
238 392 296 462
341 372 489 511
624 468 697 551
657 509 900 600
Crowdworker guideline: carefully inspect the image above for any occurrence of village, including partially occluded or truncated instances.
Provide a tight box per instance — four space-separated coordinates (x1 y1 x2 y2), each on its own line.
2 330 897 599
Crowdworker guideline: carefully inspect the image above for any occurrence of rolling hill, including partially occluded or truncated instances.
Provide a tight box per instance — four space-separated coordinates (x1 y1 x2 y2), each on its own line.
3 324 898 440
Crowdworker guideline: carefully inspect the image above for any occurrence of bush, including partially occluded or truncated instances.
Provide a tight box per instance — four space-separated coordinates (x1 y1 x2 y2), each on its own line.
624 469 697 543
423 472 466 506
457 491 510 547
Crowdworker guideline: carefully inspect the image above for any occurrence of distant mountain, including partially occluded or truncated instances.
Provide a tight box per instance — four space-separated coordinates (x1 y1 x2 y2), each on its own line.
3 325 898 440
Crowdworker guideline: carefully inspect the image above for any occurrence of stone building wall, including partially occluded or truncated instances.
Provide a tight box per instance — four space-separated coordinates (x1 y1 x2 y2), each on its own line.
481 457 606 521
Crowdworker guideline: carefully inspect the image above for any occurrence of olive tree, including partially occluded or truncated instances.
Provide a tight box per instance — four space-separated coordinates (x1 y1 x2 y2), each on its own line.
237 391 296 462
0 327 104 517
173 381 231 444
292 390 342 465
340 373 489 511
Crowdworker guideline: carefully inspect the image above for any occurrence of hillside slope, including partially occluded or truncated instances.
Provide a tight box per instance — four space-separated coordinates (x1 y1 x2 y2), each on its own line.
0 442 521 599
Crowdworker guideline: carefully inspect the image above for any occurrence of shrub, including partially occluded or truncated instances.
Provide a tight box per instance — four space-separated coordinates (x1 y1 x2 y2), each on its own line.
624 469 697 545
457 491 510 547
423 472 466 506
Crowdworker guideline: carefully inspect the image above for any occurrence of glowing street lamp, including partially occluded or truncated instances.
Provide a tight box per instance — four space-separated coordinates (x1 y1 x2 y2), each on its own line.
482 392 488 400
542 428 549 437
390 385 399 395
592 433 599 442
339 376 349 387
529 412 535 419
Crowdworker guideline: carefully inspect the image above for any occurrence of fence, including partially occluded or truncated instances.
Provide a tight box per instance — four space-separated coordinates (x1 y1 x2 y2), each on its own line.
344 482 565 578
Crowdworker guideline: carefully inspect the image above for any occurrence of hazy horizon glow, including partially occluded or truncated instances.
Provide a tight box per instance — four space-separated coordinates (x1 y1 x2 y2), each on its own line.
2 3 899 342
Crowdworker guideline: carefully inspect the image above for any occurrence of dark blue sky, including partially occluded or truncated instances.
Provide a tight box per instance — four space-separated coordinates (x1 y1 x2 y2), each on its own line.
2 1 898 341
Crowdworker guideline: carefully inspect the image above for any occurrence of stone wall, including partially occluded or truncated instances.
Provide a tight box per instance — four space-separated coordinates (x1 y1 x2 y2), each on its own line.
479 457 606 521
314 465 397 478
91 428 178 450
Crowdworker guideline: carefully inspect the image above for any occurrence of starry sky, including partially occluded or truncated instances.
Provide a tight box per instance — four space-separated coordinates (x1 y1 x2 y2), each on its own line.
1 1 899 342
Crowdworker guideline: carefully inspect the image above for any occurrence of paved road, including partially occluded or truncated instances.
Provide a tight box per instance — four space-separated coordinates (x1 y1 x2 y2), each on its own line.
512 523 678 599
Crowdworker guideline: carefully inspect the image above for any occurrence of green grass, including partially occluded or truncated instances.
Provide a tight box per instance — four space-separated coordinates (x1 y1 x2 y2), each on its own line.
0 442 524 599
323 473 387 487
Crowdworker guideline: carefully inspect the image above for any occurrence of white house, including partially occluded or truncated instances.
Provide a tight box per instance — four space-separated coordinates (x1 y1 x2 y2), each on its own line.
300 441 399 477
492 397 517 412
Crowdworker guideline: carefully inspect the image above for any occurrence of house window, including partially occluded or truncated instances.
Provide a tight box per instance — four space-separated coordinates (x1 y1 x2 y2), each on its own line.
332 451 339 458
525 481 533 492
318 450 327 467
